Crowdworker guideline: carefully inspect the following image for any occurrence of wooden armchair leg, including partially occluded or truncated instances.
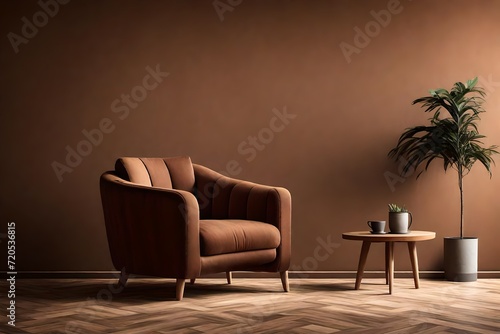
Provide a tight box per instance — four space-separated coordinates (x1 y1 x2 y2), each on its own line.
280 271 289 292
176 279 186 301
190 278 196 285
118 267 129 288
226 271 232 284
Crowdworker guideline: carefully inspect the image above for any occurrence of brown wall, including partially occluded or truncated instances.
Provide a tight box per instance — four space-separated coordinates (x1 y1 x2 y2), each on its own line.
1 0 499 272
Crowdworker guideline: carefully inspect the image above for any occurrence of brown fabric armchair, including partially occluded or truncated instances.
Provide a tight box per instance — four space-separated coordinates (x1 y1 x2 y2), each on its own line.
100 156 291 300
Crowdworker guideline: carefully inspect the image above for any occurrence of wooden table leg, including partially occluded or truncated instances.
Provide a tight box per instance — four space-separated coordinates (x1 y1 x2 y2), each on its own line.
385 242 390 285
355 241 371 290
408 241 420 289
388 241 394 294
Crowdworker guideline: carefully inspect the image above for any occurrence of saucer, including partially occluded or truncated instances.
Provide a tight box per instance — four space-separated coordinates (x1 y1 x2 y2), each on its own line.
388 231 410 234
370 231 387 234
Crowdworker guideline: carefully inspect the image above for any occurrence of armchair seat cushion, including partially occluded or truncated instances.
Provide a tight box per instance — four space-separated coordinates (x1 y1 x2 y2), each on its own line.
199 219 280 256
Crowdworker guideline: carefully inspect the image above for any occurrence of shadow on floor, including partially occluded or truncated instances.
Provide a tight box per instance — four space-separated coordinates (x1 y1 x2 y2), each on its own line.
10 278 288 303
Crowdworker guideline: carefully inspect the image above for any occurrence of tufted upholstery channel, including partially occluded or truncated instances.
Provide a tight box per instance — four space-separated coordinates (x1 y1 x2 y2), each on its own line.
115 156 195 191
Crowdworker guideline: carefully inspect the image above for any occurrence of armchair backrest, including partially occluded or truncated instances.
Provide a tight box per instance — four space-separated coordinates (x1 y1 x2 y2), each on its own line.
115 156 195 192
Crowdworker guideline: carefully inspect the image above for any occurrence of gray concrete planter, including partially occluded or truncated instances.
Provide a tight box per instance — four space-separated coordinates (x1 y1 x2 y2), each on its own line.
444 237 478 282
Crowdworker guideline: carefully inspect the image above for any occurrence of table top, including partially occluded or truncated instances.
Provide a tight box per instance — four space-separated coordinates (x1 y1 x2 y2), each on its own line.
342 231 436 242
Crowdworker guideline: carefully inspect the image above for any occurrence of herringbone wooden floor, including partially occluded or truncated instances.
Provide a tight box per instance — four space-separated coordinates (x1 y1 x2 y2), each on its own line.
1 278 500 333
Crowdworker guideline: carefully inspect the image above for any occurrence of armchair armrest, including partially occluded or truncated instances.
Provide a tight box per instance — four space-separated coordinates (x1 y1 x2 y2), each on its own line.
193 164 291 271
100 172 201 278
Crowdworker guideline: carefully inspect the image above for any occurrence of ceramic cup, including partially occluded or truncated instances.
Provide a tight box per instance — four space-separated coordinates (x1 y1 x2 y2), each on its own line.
367 220 386 234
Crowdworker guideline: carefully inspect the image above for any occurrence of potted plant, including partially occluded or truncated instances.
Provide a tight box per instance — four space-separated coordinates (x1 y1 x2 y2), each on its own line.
388 78 498 281
388 204 412 234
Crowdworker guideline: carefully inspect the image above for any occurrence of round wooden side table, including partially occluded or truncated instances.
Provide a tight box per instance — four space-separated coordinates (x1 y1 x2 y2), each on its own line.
342 231 436 294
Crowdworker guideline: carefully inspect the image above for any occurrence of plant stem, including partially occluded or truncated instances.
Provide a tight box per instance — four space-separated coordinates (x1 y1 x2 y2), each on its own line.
459 167 464 239
457 108 464 239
